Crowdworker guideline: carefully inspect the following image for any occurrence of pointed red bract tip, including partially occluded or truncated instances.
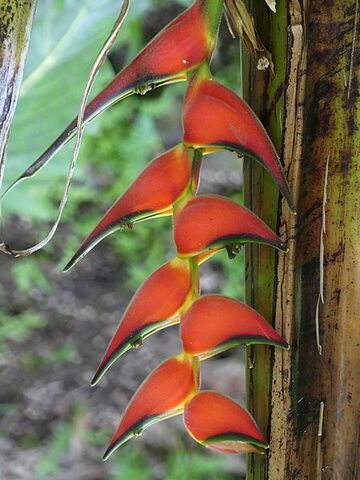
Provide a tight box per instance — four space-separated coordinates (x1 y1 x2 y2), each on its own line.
91 258 194 386
103 354 199 460
183 78 295 212
174 194 287 257
184 391 268 454
64 146 194 272
181 295 288 358
93 0 218 115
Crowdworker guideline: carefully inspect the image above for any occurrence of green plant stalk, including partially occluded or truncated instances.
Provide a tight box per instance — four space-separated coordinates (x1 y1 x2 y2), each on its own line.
173 146 203 305
242 1 287 479
203 0 225 37
0 0 37 191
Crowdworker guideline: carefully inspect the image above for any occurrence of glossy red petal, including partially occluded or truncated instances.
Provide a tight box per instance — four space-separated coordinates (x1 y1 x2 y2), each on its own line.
183 79 295 211
103 353 199 459
174 194 286 257
184 391 268 454
181 295 288 358
91 258 194 386
64 145 194 271
6 1 223 193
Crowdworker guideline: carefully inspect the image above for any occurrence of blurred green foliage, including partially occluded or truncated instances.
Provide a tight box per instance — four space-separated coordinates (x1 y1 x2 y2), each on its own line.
20 342 76 371
0 309 46 349
11 257 50 294
35 422 73 479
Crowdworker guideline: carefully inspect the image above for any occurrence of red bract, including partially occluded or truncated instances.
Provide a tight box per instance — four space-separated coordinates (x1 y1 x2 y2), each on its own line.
84 0 220 122
184 391 268 454
183 78 295 212
181 295 288 358
91 258 194 386
64 145 195 271
174 194 287 257
103 353 199 460
7 0 223 191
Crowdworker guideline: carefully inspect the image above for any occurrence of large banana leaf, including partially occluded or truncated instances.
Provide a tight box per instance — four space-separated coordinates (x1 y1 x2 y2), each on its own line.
2 0 152 218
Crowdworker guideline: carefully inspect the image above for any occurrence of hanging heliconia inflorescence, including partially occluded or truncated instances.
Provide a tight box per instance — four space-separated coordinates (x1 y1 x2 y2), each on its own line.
16 0 293 459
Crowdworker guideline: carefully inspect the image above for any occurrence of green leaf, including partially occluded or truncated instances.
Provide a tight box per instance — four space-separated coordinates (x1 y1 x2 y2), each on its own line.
3 0 151 218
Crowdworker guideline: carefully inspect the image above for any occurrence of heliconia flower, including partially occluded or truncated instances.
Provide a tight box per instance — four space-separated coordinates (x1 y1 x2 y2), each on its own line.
91 258 195 386
7 0 224 192
64 145 196 272
103 353 200 460
183 391 268 454
174 194 287 258
183 77 295 212
181 295 288 358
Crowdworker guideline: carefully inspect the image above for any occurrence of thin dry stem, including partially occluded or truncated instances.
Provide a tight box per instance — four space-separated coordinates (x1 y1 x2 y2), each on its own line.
225 0 274 72
315 154 329 355
347 0 359 101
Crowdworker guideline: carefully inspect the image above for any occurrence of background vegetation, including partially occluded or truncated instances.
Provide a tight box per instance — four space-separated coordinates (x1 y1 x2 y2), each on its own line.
0 1 246 478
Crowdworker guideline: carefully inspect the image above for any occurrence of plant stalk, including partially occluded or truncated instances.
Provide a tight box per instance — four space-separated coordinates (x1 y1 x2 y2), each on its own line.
0 0 37 192
244 0 360 479
243 1 287 478
0 0 37 254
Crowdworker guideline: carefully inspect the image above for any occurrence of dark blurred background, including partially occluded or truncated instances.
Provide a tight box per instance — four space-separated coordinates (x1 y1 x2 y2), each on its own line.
0 1 246 478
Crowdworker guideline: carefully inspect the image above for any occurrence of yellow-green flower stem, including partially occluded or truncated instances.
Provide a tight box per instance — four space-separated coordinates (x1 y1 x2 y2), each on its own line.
171 61 214 400
202 0 225 51
172 146 202 401
172 62 220 402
